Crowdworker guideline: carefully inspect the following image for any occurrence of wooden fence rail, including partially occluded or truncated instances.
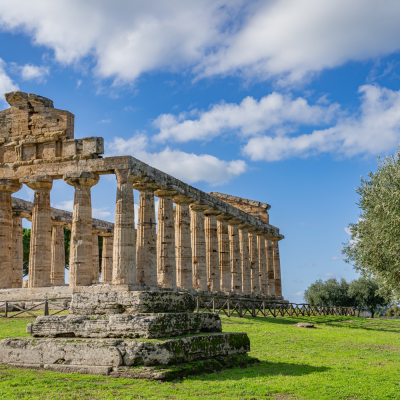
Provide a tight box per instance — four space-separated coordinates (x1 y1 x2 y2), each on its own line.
0 298 71 318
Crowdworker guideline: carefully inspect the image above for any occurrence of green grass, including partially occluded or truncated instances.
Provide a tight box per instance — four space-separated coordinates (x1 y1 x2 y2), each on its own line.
0 314 399 399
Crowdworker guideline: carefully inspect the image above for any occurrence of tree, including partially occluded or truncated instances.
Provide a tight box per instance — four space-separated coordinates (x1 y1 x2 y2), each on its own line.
348 277 389 318
342 149 400 300
304 278 352 307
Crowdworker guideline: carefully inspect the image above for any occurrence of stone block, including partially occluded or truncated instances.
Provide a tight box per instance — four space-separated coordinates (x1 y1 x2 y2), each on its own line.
69 291 196 315
82 137 104 155
28 312 222 339
62 140 77 157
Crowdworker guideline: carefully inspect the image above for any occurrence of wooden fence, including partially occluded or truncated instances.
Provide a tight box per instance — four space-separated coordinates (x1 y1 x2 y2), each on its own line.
0 298 71 318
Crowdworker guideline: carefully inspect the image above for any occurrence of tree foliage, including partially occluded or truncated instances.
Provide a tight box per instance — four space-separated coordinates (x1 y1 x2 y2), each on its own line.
342 149 400 299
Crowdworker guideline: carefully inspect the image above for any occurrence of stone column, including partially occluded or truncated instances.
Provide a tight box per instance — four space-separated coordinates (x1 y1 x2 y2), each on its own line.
239 223 251 295
112 169 136 285
257 230 267 296
217 213 232 293
272 236 283 297
173 194 195 290
64 172 99 287
204 208 221 292
101 233 114 283
190 201 208 291
22 175 53 288
155 189 177 289
248 227 260 295
264 233 275 296
11 211 23 288
51 223 65 285
229 218 242 294
133 180 160 287
92 229 100 283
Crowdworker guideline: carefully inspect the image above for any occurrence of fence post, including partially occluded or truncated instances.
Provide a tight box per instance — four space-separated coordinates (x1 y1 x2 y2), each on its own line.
262 301 265 317
212 297 215 313
44 299 49 316
238 301 242 318
227 299 230 317
273 303 276 318
5 301 8 318
289 303 293 317
252 302 256 317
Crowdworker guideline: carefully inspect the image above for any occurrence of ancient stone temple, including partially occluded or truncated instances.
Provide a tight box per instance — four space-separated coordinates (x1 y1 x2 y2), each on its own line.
0 91 285 301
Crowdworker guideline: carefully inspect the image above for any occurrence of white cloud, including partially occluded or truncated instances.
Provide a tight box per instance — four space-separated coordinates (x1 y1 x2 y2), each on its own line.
292 291 304 297
153 93 338 143
1 2 400 85
54 200 74 212
107 134 247 185
331 256 343 261
344 227 352 236
19 64 49 81
99 119 110 124
320 272 340 278
0 58 18 103
92 207 111 219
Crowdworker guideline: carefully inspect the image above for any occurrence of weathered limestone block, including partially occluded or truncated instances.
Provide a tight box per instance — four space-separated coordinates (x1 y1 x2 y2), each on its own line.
174 194 195 290
51 224 65 285
11 211 23 288
69 291 196 315
239 224 251 295
113 169 136 285
229 218 242 294
217 214 232 293
64 172 99 286
101 234 113 283
28 312 222 339
0 180 22 289
248 228 260 295
155 189 177 289
190 202 208 291
134 180 160 287
264 234 275 296
204 208 221 292
21 175 53 288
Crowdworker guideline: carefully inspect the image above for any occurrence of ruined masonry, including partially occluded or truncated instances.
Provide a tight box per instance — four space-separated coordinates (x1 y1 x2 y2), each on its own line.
0 91 285 379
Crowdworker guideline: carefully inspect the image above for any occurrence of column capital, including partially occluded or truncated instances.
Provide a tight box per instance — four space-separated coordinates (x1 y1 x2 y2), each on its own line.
216 212 233 221
12 210 23 218
255 228 265 236
228 217 242 226
132 178 160 191
263 232 275 239
0 179 22 193
63 172 99 187
20 174 53 191
51 220 67 227
204 207 221 217
271 234 284 242
190 201 209 212
173 194 195 205
92 228 102 235
114 169 137 184
99 230 114 237
154 188 178 198
248 226 258 233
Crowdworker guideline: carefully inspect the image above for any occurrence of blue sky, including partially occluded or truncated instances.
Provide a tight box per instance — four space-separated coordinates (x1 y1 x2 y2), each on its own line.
2 1 400 301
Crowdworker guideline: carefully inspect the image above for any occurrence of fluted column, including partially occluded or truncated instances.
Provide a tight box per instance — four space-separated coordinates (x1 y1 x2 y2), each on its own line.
217 214 232 293
51 224 65 285
64 172 99 287
112 169 136 285
257 230 267 295
133 180 160 287
248 227 260 295
155 189 177 289
92 229 100 283
101 233 114 283
265 233 275 296
204 208 221 292
239 223 251 295
229 218 242 294
190 201 208 291
22 175 53 288
11 211 23 288
174 194 195 290
272 236 283 297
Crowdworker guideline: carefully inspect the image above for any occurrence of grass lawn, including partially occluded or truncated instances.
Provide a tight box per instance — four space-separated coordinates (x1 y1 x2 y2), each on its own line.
0 314 398 399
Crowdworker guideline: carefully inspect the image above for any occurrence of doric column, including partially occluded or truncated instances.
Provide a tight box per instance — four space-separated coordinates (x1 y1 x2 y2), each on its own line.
229 218 242 294
190 201 209 291
64 172 99 287
248 227 260 295
133 179 160 287
155 189 177 289
257 230 267 296
101 233 114 283
22 175 53 288
112 169 136 285
51 223 65 285
92 229 100 283
11 211 23 288
204 208 221 292
264 233 275 296
272 235 283 297
239 223 251 295
217 213 232 293
173 194 195 290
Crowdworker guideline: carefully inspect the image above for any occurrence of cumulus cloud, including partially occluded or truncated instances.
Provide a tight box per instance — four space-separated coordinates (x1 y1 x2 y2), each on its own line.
106 134 247 185
1 2 400 85
153 93 338 143
0 58 18 103
92 207 111 219
292 291 304 297
18 64 49 81
54 200 74 211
